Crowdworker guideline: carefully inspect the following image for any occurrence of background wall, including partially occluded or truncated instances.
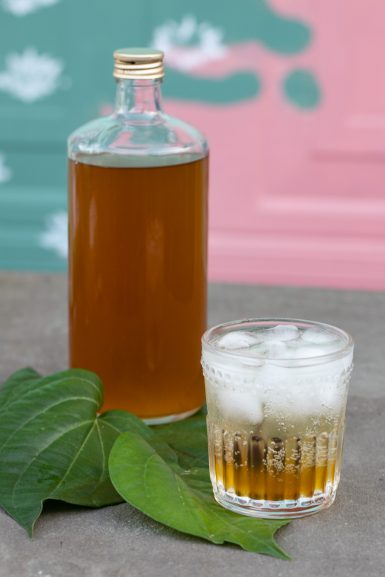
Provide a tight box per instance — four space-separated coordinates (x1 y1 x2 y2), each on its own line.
0 0 384 289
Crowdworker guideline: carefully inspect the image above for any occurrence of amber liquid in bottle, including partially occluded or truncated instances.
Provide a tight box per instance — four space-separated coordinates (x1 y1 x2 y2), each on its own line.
68 156 208 419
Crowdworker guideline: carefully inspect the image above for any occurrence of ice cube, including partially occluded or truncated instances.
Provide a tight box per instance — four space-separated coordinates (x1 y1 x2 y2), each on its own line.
286 339 342 360
302 327 338 344
247 342 267 358
217 387 264 424
259 357 345 418
255 362 288 386
260 324 299 342
319 381 344 413
264 378 327 418
217 331 260 350
264 340 288 359
287 343 325 359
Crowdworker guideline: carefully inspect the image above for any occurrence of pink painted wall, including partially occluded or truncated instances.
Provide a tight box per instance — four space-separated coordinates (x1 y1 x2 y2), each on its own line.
166 0 385 291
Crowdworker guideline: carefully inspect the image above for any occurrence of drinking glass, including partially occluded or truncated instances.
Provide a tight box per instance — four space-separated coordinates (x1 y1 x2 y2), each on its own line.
201 318 354 518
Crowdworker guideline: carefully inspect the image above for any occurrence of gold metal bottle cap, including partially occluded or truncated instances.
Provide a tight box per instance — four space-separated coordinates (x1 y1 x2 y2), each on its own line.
113 48 164 79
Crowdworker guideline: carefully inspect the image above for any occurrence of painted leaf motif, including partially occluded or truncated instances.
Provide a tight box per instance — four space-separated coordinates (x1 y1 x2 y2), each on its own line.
2 0 60 18
0 48 64 102
0 152 12 184
39 211 68 258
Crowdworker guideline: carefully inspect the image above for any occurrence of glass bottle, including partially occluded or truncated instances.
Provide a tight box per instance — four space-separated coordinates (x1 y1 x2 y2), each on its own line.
68 48 208 423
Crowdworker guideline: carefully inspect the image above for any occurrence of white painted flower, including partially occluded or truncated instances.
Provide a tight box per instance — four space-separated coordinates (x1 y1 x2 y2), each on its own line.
1 0 59 17
0 153 12 184
151 15 228 71
39 211 68 259
0 47 64 102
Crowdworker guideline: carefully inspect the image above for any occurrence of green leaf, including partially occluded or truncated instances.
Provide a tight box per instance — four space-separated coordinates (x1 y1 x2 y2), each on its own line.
155 412 209 470
0 367 41 409
0 369 290 559
109 429 290 559
0 368 149 535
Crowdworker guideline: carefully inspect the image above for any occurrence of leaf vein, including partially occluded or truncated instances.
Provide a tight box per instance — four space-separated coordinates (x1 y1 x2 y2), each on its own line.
0 376 100 414
46 421 98 499
0 396 99 452
10 419 95 509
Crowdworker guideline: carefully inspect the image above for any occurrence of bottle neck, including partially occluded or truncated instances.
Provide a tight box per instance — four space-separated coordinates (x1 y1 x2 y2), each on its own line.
114 78 163 115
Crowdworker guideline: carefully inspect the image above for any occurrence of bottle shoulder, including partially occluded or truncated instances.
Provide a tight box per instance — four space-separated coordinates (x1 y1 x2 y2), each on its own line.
68 112 208 168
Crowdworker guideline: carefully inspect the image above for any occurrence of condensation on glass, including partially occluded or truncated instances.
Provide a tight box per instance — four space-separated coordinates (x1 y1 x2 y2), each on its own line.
202 318 354 519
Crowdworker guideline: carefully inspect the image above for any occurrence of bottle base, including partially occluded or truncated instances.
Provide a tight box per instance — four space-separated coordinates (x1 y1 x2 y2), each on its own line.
213 486 337 519
143 405 203 425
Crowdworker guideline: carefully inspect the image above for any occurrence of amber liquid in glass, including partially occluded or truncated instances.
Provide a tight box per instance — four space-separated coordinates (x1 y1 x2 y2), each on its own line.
68 156 208 419
208 421 342 502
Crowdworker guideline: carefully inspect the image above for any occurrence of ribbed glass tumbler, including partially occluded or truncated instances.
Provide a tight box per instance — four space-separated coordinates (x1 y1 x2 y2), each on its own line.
201 318 354 519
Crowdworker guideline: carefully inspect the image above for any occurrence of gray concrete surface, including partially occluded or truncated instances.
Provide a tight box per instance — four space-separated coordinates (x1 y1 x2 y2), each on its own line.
0 272 384 577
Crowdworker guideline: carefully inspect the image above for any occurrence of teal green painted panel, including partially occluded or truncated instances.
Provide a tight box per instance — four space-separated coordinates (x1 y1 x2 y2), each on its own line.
0 0 316 145
0 0 319 271
146 0 311 51
0 185 67 271
0 152 65 188
0 0 149 143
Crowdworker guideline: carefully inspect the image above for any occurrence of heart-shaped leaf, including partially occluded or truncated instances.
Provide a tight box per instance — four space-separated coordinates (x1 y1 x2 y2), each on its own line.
0 369 290 559
109 427 290 559
0 368 148 535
